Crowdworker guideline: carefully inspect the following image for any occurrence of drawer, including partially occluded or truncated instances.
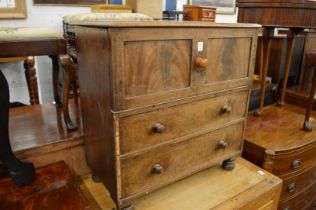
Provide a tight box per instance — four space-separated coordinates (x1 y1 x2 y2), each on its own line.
279 180 316 210
270 144 316 176
120 122 244 198
119 90 248 154
201 8 216 19
280 164 316 201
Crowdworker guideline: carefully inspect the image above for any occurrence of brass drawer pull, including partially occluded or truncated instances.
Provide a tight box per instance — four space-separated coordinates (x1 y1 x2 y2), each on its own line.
221 105 232 114
292 159 301 170
152 164 163 175
195 57 208 69
287 183 296 193
152 123 166 133
217 140 228 149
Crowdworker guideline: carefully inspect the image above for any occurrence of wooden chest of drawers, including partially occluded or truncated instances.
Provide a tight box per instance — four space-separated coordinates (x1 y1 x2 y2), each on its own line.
183 5 216 22
243 104 316 210
72 21 259 209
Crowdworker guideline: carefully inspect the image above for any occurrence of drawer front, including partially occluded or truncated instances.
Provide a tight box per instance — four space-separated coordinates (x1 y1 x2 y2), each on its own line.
201 8 216 19
271 144 316 176
120 123 244 198
280 164 316 201
279 180 316 210
120 90 248 154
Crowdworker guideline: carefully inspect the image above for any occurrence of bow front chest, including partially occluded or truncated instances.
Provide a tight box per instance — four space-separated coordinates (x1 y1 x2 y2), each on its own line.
70 21 259 209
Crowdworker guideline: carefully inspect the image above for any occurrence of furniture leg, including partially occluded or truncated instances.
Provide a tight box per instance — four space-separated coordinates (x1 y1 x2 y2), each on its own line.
49 55 62 107
277 31 296 107
0 70 35 186
24 56 39 105
303 66 316 131
221 158 236 170
72 69 79 105
254 28 272 116
60 57 77 131
301 60 310 90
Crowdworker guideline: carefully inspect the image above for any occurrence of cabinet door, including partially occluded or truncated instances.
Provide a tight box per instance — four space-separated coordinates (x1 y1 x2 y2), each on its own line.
110 27 258 111
110 28 196 110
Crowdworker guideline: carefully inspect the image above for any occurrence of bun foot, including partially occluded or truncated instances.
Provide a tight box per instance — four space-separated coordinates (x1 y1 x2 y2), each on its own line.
222 159 235 171
303 120 313 132
92 173 102 183
253 109 262 116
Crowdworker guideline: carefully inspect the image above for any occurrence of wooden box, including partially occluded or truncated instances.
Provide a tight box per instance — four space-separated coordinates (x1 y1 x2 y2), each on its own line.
183 4 216 22
72 21 259 209
125 0 163 19
83 158 283 210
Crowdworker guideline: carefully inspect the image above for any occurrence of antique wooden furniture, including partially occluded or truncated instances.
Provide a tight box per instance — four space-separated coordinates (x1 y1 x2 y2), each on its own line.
183 4 216 22
243 104 316 209
302 50 316 131
82 158 282 210
0 56 39 105
237 0 316 115
0 162 92 210
69 20 259 209
0 27 78 131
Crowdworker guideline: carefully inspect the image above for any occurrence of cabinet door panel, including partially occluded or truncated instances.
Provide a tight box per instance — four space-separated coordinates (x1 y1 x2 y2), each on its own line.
124 40 191 97
206 37 251 83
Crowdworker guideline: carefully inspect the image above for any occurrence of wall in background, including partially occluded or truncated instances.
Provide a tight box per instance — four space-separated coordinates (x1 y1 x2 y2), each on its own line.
0 0 237 104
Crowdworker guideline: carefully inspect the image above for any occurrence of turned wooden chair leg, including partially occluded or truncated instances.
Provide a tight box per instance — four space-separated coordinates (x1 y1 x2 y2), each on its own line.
49 55 62 107
24 56 39 105
303 66 316 131
60 56 77 131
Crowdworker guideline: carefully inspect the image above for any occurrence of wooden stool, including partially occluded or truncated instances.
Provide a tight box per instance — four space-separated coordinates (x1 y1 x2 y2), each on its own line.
303 50 316 131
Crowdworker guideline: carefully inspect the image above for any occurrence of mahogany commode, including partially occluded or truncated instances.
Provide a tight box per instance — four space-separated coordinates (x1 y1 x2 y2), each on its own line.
70 20 259 209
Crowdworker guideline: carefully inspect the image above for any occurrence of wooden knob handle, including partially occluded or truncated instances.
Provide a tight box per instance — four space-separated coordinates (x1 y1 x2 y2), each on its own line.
287 183 296 193
292 159 301 170
152 123 166 133
195 57 208 68
221 105 232 114
217 140 228 149
152 164 163 175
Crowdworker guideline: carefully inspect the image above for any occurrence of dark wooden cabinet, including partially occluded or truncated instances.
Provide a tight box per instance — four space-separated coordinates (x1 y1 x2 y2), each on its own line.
71 21 259 209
